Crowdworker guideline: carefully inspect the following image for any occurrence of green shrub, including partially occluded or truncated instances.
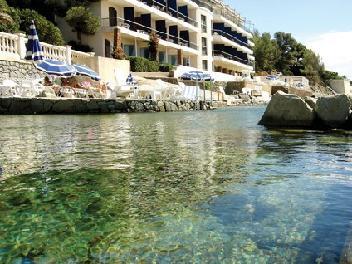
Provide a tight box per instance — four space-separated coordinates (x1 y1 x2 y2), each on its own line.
204 81 212 90
0 0 9 12
0 6 19 33
129 57 160 72
148 60 159 72
65 6 100 44
129 56 146 72
17 8 65 45
159 63 174 72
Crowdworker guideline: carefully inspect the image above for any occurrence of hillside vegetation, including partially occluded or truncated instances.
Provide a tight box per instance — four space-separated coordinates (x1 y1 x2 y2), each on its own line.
0 0 99 48
253 31 345 85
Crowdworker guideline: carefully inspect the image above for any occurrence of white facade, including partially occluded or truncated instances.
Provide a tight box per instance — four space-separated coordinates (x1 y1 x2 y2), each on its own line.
330 79 352 95
58 0 254 74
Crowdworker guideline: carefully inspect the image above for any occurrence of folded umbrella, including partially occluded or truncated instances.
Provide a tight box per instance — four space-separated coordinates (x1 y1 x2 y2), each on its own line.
25 20 44 62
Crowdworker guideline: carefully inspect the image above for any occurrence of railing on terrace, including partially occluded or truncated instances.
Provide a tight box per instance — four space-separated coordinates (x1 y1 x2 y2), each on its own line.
41 42 67 61
213 50 250 66
213 29 249 48
71 50 95 62
0 31 94 64
102 17 198 51
0 32 18 56
139 0 198 27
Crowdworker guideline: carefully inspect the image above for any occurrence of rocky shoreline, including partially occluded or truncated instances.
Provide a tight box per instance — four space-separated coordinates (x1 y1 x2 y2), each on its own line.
0 97 221 115
259 91 352 129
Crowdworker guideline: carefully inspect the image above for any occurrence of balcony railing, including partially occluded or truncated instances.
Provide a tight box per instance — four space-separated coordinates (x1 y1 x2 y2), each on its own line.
193 0 253 33
213 50 252 66
213 29 249 48
102 17 198 51
140 0 198 27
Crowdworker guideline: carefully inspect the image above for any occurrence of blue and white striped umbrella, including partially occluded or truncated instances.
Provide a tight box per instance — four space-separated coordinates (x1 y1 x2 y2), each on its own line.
180 71 214 81
35 59 76 77
25 20 44 61
73 64 101 81
126 73 136 85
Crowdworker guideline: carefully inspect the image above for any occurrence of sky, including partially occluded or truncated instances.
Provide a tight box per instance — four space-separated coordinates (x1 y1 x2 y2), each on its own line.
225 0 352 78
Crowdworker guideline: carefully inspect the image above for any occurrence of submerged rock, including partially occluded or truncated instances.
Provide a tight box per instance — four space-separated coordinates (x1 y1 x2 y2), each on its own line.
259 91 315 127
315 95 351 128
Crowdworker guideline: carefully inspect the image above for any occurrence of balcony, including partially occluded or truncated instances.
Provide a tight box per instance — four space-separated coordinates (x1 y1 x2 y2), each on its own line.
213 50 252 67
213 29 249 48
101 17 198 52
212 9 252 35
139 0 198 27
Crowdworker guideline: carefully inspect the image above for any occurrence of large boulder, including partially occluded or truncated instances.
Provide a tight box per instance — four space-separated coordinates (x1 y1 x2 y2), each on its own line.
259 91 316 127
316 95 351 128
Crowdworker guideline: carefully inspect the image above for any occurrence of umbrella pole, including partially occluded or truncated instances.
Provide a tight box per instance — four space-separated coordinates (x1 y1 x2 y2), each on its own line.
203 80 205 102
196 78 199 110
210 81 213 106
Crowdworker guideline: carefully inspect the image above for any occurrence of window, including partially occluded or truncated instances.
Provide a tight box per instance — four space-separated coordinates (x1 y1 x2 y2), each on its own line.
123 45 135 57
202 60 208 71
159 52 165 63
202 37 207 55
201 15 207 33
109 7 117 27
139 48 149 59
183 57 190 66
105 39 111 58
168 55 177 65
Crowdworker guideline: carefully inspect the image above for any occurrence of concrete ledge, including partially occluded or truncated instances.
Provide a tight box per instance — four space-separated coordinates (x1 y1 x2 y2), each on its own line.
0 98 213 115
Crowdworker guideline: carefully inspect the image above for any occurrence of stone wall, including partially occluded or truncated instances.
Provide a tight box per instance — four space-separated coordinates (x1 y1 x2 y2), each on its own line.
0 60 45 84
225 81 246 95
271 86 313 97
0 98 213 115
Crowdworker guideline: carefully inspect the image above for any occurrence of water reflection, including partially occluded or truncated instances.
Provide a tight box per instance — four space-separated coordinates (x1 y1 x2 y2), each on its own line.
0 107 352 263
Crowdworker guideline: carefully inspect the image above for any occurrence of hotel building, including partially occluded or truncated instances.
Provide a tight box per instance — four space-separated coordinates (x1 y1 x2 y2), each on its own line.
59 0 255 75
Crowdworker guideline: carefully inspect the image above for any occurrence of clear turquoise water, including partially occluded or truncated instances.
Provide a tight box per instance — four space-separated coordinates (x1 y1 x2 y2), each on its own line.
0 107 352 263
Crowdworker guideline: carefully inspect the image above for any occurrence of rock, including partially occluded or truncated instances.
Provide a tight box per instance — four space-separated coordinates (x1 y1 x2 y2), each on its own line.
128 100 145 112
316 95 351 128
157 101 165 112
38 87 56 98
259 91 316 127
164 101 178 112
52 99 75 114
114 100 127 112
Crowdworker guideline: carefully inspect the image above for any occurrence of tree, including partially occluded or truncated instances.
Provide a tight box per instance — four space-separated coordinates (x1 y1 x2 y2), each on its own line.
0 0 18 32
320 70 345 86
65 6 100 44
274 32 298 75
17 9 65 45
253 32 280 73
301 49 323 84
148 31 159 61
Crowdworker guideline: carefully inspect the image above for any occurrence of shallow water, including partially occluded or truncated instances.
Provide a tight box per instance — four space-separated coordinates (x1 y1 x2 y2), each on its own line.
0 107 352 263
